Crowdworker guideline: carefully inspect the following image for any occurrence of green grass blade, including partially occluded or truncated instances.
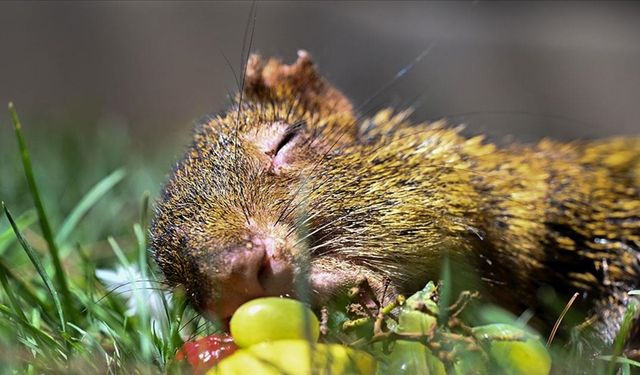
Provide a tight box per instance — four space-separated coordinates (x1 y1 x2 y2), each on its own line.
135 224 148 279
600 355 640 368
0 209 37 255
606 300 639 375
8 103 73 320
0 304 62 350
55 168 126 246
136 193 151 326
2 202 66 334
438 254 452 324
0 259 52 321
140 191 150 233
66 322 107 370
0 269 28 323
107 236 130 267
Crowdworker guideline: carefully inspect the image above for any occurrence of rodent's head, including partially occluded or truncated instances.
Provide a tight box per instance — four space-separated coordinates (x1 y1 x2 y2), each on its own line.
150 51 364 320
151 51 471 321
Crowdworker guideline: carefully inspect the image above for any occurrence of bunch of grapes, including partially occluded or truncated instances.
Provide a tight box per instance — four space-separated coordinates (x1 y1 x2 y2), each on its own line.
176 282 551 375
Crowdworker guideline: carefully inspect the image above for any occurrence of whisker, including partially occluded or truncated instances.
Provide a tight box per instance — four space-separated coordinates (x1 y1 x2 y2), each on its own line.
91 283 170 307
306 238 342 255
179 311 205 334
285 210 322 239
355 0 479 118
234 1 258 225
291 208 368 249
219 49 241 94
433 109 598 132
285 0 481 202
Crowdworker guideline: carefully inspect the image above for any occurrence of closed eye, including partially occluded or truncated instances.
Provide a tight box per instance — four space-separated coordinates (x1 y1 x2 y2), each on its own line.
268 120 306 173
273 120 305 156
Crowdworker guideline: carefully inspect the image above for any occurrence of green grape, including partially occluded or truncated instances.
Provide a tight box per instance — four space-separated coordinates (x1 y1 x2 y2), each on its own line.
208 340 377 375
490 339 551 375
473 323 551 375
384 340 445 375
230 297 320 348
452 345 488 375
396 310 437 334
207 350 275 375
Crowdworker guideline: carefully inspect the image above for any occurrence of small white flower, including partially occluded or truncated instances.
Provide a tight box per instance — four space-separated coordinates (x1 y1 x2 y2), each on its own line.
96 265 171 337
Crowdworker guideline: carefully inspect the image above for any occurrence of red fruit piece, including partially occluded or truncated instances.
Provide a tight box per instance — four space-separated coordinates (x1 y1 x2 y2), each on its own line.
176 333 238 374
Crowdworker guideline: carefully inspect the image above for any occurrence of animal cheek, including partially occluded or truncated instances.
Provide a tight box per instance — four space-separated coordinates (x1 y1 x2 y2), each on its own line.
307 258 393 307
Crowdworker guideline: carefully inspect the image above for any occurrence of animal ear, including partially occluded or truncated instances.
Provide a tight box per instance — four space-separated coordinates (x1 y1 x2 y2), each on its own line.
244 50 355 123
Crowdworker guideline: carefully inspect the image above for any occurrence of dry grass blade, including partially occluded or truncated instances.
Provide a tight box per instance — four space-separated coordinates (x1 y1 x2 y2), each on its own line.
547 292 579 347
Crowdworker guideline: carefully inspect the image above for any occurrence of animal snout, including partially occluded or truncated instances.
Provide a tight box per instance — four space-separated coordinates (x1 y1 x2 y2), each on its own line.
204 234 297 321
205 244 268 320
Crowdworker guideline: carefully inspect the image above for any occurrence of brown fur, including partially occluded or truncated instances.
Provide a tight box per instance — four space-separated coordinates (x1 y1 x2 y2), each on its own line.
151 51 640 346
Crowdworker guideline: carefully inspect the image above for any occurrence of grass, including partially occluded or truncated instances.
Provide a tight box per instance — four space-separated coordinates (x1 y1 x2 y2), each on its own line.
0 104 638 374
0 104 218 373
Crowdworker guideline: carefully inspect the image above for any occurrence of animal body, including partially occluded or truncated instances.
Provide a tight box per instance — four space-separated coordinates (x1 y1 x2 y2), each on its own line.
150 51 640 348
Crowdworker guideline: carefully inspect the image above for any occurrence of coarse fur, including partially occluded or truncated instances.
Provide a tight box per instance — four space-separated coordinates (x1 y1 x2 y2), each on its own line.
151 52 640 347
